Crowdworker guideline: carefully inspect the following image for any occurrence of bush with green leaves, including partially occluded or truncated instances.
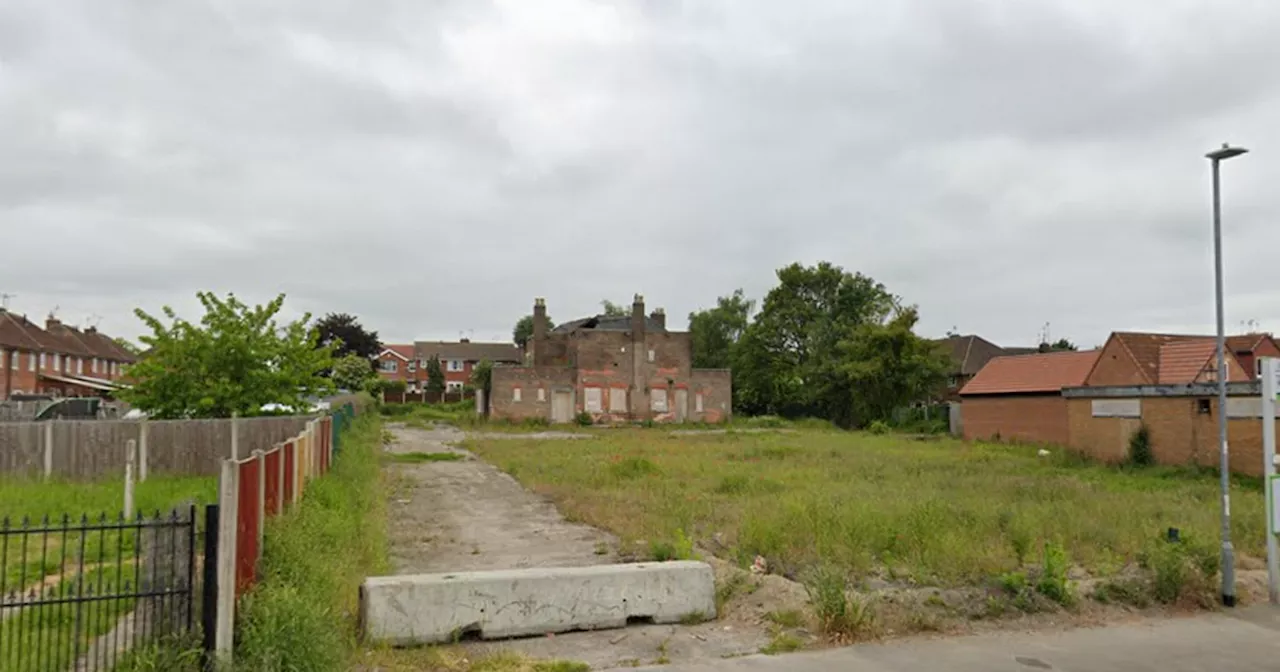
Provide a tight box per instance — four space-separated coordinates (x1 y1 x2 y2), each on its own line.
1128 424 1154 467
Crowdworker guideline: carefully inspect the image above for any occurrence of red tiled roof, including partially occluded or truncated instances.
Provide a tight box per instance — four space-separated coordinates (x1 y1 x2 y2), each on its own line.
1156 340 1249 384
381 344 414 360
960 349 1101 395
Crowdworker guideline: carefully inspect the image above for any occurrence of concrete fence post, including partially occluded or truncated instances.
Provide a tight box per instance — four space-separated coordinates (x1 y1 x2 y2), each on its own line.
43 421 53 481
253 449 266 552
138 419 149 483
124 439 136 519
230 412 240 461
215 459 239 664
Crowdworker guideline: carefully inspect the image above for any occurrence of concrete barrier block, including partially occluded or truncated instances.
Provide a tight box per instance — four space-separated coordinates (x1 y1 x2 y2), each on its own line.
361 561 716 645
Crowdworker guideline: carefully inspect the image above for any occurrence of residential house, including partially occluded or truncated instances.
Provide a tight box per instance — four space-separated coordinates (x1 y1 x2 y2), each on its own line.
958 349 1101 445
0 309 137 400
412 340 522 392
934 334 1036 400
490 295 732 424
375 344 416 387
376 340 522 392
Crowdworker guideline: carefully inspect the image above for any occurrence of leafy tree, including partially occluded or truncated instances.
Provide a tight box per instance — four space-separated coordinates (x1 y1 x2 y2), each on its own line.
332 353 375 392
425 355 445 393
731 262 945 427
1048 338 1078 351
314 313 381 364
734 262 896 418
820 307 950 427
600 300 628 317
120 292 334 419
513 313 555 349
688 289 754 370
471 359 493 392
112 337 142 356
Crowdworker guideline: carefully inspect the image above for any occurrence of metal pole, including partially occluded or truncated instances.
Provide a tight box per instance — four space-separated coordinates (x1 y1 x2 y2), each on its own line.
1260 358 1279 604
1211 156 1236 607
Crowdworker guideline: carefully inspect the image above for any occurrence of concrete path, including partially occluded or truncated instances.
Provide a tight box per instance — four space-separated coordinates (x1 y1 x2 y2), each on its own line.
380 423 771 667
634 607 1280 672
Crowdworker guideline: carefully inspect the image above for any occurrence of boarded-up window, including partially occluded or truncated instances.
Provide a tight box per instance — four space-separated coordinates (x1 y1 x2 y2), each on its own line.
513 387 522 402
610 388 627 412
537 388 546 402
651 388 668 412
1226 398 1280 418
1091 399 1140 418
695 393 704 413
584 387 603 413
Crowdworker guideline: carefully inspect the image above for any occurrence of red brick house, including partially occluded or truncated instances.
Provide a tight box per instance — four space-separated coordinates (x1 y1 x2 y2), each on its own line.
934 334 1037 400
375 344 416 387
959 349 1101 444
1 309 136 400
377 340 522 392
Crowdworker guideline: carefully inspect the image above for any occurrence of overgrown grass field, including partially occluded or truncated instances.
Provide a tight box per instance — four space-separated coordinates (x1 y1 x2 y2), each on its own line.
467 429 1266 586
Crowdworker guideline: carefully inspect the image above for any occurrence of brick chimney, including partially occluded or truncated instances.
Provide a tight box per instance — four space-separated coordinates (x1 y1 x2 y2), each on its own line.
46 316 61 331
631 294 646 338
531 298 547 363
650 308 665 331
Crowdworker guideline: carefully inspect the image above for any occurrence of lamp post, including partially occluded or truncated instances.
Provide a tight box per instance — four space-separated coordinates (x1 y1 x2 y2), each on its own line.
1206 142 1248 607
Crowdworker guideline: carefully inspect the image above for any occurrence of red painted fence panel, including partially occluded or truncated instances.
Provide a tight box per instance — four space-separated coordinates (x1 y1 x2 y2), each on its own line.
264 448 281 516
283 441 295 504
235 457 261 597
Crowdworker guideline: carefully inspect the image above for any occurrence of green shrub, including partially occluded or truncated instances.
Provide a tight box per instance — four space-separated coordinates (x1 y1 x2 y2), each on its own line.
1140 533 1218 605
867 420 890 435
803 565 876 639
1128 424 1154 467
1036 541 1075 606
574 411 594 426
610 457 661 480
235 414 387 671
650 528 695 561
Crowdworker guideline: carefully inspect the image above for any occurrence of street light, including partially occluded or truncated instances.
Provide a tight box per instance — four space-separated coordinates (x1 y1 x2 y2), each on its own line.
1207 141 1248 607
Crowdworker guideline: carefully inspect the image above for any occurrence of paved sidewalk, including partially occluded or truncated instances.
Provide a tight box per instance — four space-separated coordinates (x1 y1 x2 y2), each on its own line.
637 607 1280 672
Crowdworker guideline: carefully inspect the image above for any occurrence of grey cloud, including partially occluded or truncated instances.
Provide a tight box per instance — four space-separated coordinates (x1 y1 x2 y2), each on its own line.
2 0 1279 349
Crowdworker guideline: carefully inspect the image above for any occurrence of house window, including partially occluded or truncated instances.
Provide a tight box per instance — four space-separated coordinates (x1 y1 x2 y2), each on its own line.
537 388 546 402
584 387 603 413
446 381 463 392
54 354 62 371
647 349 655 363
92 358 98 373
408 361 417 373
610 388 627 412
1197 399 1212 415
1257 359 1265 377
29 353 36 371
75 358 83 374
381 360 397 373
7 351 15 370
39 353 46 370
651 388 668 412
513 387 522 403
447 359 464 372
948 376 960 389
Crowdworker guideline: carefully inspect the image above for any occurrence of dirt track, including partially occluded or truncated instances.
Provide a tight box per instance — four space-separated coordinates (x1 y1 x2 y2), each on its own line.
381 423 772 668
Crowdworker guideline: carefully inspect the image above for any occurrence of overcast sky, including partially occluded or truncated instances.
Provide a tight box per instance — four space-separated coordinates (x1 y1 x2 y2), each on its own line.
2 1 1278 349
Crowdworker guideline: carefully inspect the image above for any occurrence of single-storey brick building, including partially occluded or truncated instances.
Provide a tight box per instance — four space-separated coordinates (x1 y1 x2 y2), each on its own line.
959 349 1100 445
